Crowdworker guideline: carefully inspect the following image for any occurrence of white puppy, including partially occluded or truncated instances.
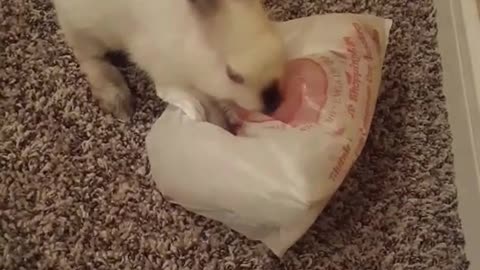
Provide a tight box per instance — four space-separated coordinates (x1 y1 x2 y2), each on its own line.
52 0 286 120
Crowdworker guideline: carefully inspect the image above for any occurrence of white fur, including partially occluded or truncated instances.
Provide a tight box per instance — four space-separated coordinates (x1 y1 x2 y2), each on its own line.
52 0 286 119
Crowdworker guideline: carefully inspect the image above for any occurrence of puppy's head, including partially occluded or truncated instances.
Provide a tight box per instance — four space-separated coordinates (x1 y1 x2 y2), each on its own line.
224 32 286 114
190 0 287 114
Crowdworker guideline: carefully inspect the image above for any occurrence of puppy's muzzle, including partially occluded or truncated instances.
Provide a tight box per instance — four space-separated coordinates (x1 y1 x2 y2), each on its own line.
261 81 282 115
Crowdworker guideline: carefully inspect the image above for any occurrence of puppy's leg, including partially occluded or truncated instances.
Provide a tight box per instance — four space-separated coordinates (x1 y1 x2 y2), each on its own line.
217 100 242 126
66 32 133 119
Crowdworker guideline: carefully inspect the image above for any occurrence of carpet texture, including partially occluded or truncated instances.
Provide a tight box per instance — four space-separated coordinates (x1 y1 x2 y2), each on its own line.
0 0 470 269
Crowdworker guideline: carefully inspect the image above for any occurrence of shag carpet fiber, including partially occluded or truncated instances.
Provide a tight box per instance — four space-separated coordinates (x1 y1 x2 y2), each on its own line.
0 0 470 269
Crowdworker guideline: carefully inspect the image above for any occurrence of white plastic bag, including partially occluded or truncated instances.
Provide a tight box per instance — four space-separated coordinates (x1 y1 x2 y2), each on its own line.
146 14 392 257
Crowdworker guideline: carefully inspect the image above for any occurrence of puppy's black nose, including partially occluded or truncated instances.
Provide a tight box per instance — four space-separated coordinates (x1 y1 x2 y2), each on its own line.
261 81 282 115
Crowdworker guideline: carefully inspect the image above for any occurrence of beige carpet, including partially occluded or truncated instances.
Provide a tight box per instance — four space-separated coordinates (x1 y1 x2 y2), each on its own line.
0 0 470 269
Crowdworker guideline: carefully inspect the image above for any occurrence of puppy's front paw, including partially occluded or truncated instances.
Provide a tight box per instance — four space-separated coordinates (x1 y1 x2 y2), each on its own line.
217 101 241 125
94 84 134 121
163 91 207 121
80 58 134 120
177 99 206 122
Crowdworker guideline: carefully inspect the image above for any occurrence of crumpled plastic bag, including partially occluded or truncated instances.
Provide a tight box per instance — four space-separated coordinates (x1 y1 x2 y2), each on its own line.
146 14 392 257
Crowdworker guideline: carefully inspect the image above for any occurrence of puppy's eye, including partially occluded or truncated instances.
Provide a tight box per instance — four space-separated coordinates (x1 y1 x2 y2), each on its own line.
226 65 245 84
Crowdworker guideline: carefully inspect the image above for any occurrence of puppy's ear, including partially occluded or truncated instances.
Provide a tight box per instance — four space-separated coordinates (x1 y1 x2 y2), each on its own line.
188 0 219 16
